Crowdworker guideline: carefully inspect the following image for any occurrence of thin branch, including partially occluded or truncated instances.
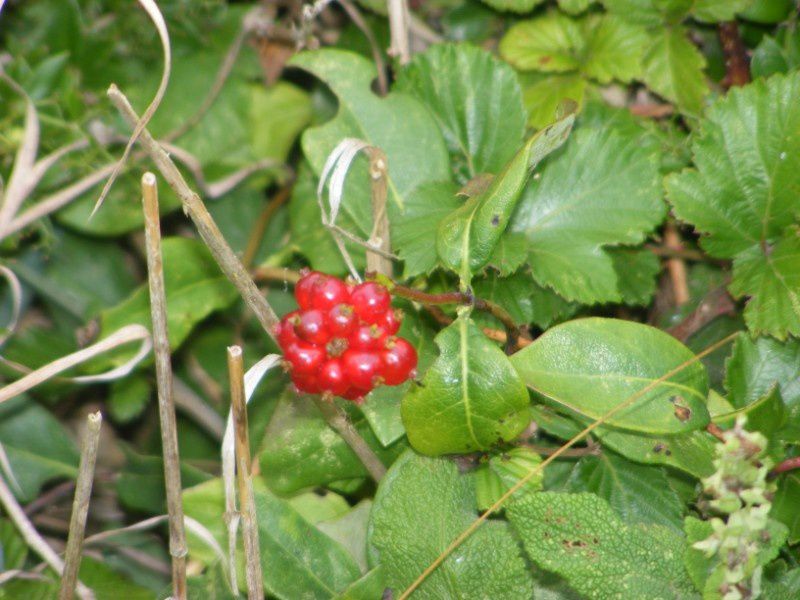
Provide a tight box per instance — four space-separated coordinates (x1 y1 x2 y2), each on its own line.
387 0 411 64
520 440 601 458
646 243 713 262
312 396 386 482
59 412 102 600
339 0 388 96
365 147 392 277
706 422 727 442
770 456 800 478
142 173 187 600
719 21 750 88
0 474 93 600
252 266 301 285
227 346 264 600
667 285 736 342
664 223 689 306
108 85 281 340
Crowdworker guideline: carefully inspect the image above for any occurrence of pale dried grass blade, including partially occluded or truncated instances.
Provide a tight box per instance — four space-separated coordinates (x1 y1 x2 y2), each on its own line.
0 265 22 347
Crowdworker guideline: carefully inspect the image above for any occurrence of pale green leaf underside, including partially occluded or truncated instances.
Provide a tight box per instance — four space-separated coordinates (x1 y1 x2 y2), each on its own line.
511 318 710 433
402 316 530 455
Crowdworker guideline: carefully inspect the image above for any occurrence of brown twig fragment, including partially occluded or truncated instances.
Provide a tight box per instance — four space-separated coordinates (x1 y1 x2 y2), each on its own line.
667 286 736 343
312 397 387 482
664 223 690 307
365 147 392 277
141 173 188 600
227 346 265 599
59 412 102 600
706 422 727 442
108 86 281 342
770 456 800 478
387 0 411 64
719 22 750 88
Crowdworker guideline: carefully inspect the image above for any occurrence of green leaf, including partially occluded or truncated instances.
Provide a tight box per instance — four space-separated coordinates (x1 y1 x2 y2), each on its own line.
565 450 684 530
395 43 526 176
108 374 151 424
509 120 664 304
558 0 595 14
0 519 28 571
521 73 588 129
100 237 239 358
609 247 661 306
691 0 753 22
772 472 800 544
508 492 696 598
317 500 372 573
437 109 575 284
0 396 78 502
369 451 533 598
500 13 647 84
402 316 531 455
391 181 460 277
486 231 529 276
666 72 800 338
473 446 543 510
479 0 546 12
472 270 536 325
510 318 710 433
289 490 350 525
290 48 449 214
751 30 800 79
260 391 403 494
601 0 679 25
184 478 361 599
187 563 237 600
642 26 708 115
334 567 385 600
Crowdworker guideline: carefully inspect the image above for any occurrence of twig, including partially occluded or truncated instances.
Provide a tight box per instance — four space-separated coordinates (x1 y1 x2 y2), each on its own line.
520 441 600 458
664 223 689 306
770 456 800 478
387 0 411 64
0 473 93 600
24 480 76 516
141 173 187 600
719 21 750 88
312 397 386 482
108 85 281 340
242 185 292 269
227 346 264 600
252 266 301 285
365 147 392 276
59 412 102 600
667 285 736 342
706 422 727 442
339 0 388 96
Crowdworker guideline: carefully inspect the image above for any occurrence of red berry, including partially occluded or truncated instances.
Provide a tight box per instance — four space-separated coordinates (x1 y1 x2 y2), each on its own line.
380 309 402 335
277 311 300 348
310 275 350 310
318 359 350 396
292 372 321 394
283 340 325 375
295 309 330 345
342 350 382 391
349 323 387 351
295 271 325 310
341 387 367 403
328 304 356 337
350 282 391 324
381 337 418 385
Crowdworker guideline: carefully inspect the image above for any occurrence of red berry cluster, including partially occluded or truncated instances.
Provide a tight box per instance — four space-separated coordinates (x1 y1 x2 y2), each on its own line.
276 271 418 402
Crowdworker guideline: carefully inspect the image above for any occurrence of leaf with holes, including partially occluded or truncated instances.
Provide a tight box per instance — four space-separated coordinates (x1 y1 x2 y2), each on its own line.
402 316 530 455
667 72 800 338
510 318 710 434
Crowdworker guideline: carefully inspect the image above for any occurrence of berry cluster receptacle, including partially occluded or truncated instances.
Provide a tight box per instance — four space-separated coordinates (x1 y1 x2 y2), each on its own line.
276 271 418 402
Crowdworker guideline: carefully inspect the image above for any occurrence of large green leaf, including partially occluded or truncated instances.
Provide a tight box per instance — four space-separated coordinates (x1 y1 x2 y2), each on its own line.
565 451 684 530
521 72 588 129
667 72 800 338
437 110 574 285
183 478 361 599
0 396 78 502
507 492 696 599
773 472 800 544
510 318 710 433
473 446 543 510
259 391 403 494
751 29 800 79
100 237 239 356
395 43 526 177
402 316 530 455
369 451 533 599
725 333 800 409
642 26 708 116
692 0 753 22
509 120 664 304
479 0 546 12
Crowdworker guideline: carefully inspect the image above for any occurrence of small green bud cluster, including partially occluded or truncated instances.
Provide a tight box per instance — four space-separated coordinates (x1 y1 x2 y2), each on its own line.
693 418 775 600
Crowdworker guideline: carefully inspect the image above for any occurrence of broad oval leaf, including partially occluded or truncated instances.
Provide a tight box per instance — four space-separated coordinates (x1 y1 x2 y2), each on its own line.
510 318 710 433
402 316 530 455
369 451 533 599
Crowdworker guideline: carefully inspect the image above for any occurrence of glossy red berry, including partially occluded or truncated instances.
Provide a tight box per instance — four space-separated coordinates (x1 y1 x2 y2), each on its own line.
342 350 383 391
341 387 366 402
328 304 356 337
283 340 325 375
350 282 391 324
277 311 300 347
381 337 418 385
380 308 402 335
309 275 350 310
349 323 387 351
295 309 330 345
318 359 350 396
294 271 325 310
292 372 321 394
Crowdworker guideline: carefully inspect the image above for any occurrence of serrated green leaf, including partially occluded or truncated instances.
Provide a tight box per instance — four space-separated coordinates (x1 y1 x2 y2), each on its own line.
751 30 800 79
479 0 546 12
369 451 534 599
558 0 595 14
437 110 574 284
642 26 708 115
486 231 529 275
508 492 696 599
772 472 800 544
522 73 589 130
100 237 239 358
474 446 543 510
609 247 661 305
566 450 684 530
510 122 664 304
691 0 752 22
395 43 526 177
402 316 531 455
472 270 536 325
601 0 678 25
260 391 403 494
511 318 710 433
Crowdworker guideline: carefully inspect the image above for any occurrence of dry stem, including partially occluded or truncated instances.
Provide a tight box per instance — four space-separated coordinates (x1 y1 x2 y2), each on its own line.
142 173 187 600
227 346 265 599
664 223 689 306
59 412 102 600
387 0 411 64
365 147 392 277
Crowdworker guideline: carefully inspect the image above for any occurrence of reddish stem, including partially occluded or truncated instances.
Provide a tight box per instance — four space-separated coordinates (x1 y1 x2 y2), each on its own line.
719 22 750 88
770 456 800 478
